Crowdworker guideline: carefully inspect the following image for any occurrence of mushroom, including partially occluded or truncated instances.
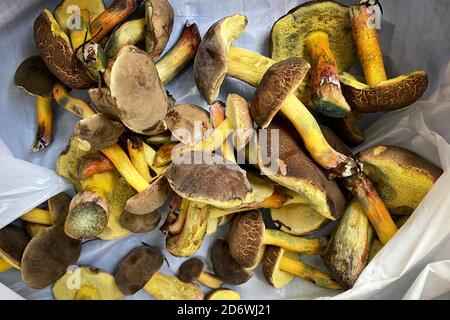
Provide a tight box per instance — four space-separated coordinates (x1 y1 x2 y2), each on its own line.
271 204 329 237
145 0 174 60
48 192 72 227
34 9 95 89
323 199 373 289
357 145 443 215
339 4 428 112
210 239 253 285
165 104 213 146
53 82 97 119
0 225 30 269
54 0 105 34
114 245 204 299
14 56 56 152
194 14 359 178
270 1 355 117
143 142 169 175
127 136 152 183
21 226 82 289
153 143 177 167
228 211 327 268
178 258 223 289
263 246 341 290
206 289 241 300
119 210 161 233
105 18 146 59
53 266 124 300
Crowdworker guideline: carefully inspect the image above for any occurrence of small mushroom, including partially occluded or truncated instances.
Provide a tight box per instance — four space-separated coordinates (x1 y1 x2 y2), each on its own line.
21 226 82 289
270 1 355 117
53 266 124 300
119 210 161 233
264 246 341 290
0 225 30 269
145 0 174 60
228 211 327 268
271 204 329 236
178 258 223 289
205 289 241 300
339 5 428 112
114 245 204 299
211 239 252 285
14 56 56 152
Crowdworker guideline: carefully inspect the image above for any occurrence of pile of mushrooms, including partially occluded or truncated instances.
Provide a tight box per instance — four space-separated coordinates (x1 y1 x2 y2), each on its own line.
3 0 441 300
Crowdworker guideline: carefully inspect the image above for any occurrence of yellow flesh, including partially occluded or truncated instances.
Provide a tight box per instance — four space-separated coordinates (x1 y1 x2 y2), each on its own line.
264 229 323 255
69 9 91 50
54 0 105 34
144 272 204 300
270 204 328 236
269 249 298 289
21 208 52 225
0 257 12 272
197 272 223 289
127 140 152 183
207 289 241 300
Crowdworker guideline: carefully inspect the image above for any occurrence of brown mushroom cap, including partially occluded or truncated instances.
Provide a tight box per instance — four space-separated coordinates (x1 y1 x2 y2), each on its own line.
211 239 252 285
270 1 355 72
21 226 82 289
48 192 72 227
109 45 169 135
228 211 265 268
263 246 298 289
165 104 213 146
119 210 161 233
145 0 174 60
125 175 171 215
165 151 252 206
340 72 429 112
194 14 248 103
34 9 95 89
14 56 57 97
88 88 121 121
251 57 310 128
73 114 125 152
114 245 165 296
0 225 30 269
178 258 204 283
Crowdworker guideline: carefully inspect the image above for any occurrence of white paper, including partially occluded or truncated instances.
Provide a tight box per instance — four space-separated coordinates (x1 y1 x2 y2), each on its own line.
1 0 450 300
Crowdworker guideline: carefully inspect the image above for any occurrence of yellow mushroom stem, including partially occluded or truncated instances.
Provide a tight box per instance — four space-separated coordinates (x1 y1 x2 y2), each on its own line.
305 31 351 117
279 256 341 290
264 229 325 255
31 96 53 153
168 198 190 235
144 272 204 300
227 47 355 177
143 143 168 175
105 18 145 59
127 138 152 183
21 208 52 225
350 5 387 86
52 82 96 119
197 271 223 289
0 257 13 272
70 9 91 50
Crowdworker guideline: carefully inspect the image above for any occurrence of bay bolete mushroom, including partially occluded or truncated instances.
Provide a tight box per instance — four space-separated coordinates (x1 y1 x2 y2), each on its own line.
211 239 252 285
178 258 223 289
228 211 327 268
357 145 443 215
14 56 56 152
264 246 341 290
114 245 204 299
21 226 82 289
270 1 355 117
206 289 241 300
145 0 174 60
271 204 329 236
339 3 428 112
53 266 124 300
0 225 31 269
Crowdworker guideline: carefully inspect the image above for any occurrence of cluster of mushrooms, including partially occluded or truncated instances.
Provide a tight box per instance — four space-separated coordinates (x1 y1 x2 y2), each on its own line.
1 0 442 299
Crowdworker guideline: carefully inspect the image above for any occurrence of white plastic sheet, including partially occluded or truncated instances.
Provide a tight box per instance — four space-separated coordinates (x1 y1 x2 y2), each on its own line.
1 0 450 300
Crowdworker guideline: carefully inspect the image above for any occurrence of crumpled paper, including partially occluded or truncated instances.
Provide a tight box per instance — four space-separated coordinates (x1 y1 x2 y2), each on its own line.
1 0 450 300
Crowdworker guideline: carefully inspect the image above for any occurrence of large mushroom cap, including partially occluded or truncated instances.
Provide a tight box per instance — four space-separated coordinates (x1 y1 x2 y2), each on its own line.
165 104 213 146
340 71 429 112
228 211 265 268
14 56 57 97
165 151 252 206
0 225 30 269
251 57 310 128
270 1 355 73
211 239 252 285
21 226 82 289
109 45 169 135
34 9 95 89
263 246 299 289
125 175 171 215
114 245 164 296
194 14 248 103
178 258 204 283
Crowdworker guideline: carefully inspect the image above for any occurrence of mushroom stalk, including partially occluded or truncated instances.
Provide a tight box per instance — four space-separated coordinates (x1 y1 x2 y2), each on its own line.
52 82 96 118
31 96 53 153
105 18 146 59
0 257 12 272
143 143 167 175
197 271 223 289
279 256 341 290
168 198 189 235
153 143 177 167
21 208 52 225
210 101 236 163
305 31 351 117
144 272 204 300
350 5 387 86
127 138 152 183
263 229 326 255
